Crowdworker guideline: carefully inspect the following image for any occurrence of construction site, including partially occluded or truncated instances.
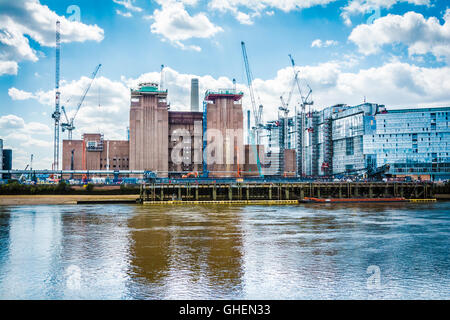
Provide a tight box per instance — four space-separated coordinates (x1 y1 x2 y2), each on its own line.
1 21 449 203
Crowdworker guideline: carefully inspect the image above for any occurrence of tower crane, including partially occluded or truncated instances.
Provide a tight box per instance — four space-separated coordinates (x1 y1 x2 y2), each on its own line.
288 54 314 177
241 41 264 145
241 41 263 177
61 64 102 140
52 20 61 171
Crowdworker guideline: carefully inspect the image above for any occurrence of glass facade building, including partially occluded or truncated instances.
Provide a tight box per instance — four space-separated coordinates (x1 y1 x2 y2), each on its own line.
293 104 450 181
363 107 450 180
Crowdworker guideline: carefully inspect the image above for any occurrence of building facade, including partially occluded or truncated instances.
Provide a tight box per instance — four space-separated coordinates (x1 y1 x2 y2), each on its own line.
62 134 129 171
205 89 244 177
129 83 169 175
363 107 450 180
62 83 264 178
294 104 450 180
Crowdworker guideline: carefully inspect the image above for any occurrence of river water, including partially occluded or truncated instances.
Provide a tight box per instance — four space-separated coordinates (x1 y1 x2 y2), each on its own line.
0 202 449 300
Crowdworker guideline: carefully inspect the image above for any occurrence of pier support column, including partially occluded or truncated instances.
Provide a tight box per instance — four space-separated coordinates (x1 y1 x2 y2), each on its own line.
285 186 290 200
228 186 232 201
212 186 217 201
160 187 164 201
178 186 181 200
369 185 373 198
338 185 342 198
195 187 199 200
246 185 249 200
300 188 304 200
269 186 272 200
354 185 359 198
317 187 320 198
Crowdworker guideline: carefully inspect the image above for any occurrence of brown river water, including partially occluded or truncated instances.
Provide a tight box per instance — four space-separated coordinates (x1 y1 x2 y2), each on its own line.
0 202 449 299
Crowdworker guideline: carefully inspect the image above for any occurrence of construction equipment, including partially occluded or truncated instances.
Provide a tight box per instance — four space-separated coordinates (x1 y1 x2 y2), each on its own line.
241 41 263 177
52 20 61 170
241 41 264 144
61 64 102 140
18 165 29 183
288 54 314 177
182 171 198 179
332 164 391 181
277 71 298 176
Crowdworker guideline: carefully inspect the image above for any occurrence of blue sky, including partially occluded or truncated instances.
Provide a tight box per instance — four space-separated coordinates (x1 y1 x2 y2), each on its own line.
1 0 449 169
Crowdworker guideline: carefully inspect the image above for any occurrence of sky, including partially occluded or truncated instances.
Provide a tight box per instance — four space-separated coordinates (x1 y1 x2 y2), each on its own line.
0 0 449 169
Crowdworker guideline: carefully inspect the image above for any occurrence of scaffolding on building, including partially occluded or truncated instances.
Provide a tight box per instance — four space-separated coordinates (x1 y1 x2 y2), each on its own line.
322 117 333 176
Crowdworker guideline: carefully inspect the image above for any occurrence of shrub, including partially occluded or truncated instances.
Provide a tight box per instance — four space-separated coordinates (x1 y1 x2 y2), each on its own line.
85 183 94 193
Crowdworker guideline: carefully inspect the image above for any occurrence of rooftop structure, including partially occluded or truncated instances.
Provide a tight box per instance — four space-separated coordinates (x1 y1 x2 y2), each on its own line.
204 89 244 102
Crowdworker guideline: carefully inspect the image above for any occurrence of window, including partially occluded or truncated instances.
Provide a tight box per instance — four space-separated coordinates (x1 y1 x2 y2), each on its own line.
346 137 354 156
87 141 97 148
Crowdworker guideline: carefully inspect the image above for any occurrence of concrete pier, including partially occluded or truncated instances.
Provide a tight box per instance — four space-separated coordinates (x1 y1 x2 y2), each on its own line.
140 182 434 204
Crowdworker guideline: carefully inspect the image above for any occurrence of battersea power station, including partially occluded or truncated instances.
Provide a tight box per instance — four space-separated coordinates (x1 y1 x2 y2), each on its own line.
62 82 275 178
62 80 450 181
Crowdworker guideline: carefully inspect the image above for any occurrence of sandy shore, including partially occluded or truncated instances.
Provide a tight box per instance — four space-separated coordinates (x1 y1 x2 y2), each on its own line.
0 194 139 205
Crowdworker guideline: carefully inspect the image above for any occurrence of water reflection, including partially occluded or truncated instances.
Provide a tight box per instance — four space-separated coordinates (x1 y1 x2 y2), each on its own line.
0 202 449 299
128 206 244 299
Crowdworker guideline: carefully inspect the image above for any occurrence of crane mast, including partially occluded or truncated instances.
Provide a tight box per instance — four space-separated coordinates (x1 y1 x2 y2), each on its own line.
241 41 263 176
52 20 61 171
241 41 263 145
288 54 313 177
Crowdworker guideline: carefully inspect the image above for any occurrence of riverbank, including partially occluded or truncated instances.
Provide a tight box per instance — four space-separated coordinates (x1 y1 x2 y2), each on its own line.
0 194 139 205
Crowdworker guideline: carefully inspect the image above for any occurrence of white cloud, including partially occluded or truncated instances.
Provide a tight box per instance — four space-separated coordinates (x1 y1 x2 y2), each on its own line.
209 0 336 13
116 10 133 18
112 0 143 12
341 0 430 26
150 1 223 50
311 39 338 48
0 60 18 75
15 75 131 141
0 113 53 168
236 11 254 25
0 114 25 130
124 61 450 123
344 0 429 15
8 87 35 100
349 11 450 62
208 0 337 24
0 0 104 75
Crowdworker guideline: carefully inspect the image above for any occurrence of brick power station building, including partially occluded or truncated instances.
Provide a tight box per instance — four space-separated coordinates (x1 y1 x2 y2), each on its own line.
62 82 267 177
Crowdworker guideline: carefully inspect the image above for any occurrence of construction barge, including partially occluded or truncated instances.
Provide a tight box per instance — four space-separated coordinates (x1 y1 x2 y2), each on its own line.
139 181 436 204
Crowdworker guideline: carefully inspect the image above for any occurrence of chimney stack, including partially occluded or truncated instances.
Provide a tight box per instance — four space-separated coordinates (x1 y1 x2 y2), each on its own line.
190 78 199 112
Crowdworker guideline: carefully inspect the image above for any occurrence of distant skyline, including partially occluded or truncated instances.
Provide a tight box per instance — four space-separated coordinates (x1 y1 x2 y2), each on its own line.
1 0 450 169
